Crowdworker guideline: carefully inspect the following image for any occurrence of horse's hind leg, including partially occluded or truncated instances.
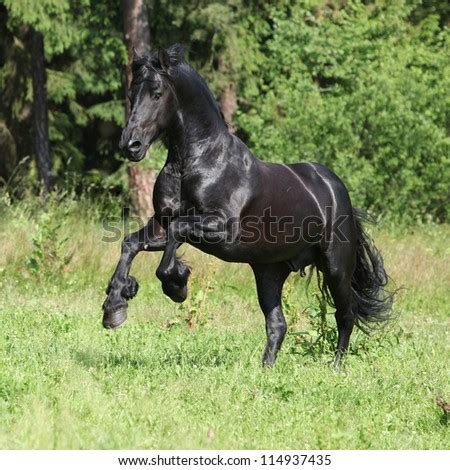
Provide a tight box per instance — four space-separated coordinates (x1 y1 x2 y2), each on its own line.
251 263 291 367
319 244 356 367
102 217 166 329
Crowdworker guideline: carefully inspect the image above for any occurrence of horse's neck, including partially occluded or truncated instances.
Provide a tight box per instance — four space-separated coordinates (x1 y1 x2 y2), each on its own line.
166 108 230 171
166 67 229 159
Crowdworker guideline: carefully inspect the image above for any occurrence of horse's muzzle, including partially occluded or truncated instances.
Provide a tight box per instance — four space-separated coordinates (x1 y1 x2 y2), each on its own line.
119 138 147 162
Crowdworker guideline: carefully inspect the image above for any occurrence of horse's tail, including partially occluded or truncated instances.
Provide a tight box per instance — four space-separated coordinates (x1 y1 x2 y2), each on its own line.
350 208 395 332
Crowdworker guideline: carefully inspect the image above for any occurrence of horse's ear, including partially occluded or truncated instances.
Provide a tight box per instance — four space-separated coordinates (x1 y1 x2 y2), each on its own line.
167 43 185 65
158 48 171 72
157 44 185 72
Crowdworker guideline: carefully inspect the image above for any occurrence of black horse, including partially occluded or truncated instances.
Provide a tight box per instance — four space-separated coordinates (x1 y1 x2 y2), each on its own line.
103 44 393 367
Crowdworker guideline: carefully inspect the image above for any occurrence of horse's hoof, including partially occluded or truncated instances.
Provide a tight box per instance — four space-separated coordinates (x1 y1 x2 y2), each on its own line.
102 307 128 329
172 285 188 303
262 358 275 369
162 281 188 303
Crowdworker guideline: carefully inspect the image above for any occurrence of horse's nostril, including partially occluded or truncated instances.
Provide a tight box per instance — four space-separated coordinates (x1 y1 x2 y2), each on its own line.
128 140 142 152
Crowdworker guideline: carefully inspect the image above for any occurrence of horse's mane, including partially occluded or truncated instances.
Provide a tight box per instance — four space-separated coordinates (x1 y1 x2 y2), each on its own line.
131 45 226 126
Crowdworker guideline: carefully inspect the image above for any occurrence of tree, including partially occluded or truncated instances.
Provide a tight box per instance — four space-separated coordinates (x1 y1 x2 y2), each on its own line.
1 0 127 193
218 58 237 133
29 27 52 192
0 0 448 222
123 0 156 218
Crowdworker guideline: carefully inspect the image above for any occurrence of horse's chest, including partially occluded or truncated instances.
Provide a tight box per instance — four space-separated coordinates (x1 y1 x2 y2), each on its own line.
153 172 211 216
180 179 212 212
180 166 246 214
153 168 182 217
154 161 251 219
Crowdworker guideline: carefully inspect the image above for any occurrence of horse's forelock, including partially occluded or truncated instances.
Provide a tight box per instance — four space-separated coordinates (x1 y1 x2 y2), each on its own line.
132 55 154 78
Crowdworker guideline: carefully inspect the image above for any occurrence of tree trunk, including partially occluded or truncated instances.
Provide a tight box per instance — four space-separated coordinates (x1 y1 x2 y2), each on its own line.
218 53 238 134
219 84 237 134
122 0 155 218
29 28 52 192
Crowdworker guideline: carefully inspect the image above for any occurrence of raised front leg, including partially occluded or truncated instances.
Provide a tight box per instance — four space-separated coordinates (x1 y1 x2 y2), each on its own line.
251 263 291 367
156 213 226 302
102 217 166 328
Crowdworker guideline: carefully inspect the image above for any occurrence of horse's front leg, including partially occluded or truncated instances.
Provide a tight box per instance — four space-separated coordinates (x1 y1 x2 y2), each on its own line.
156 214 225 302
102 217 166 328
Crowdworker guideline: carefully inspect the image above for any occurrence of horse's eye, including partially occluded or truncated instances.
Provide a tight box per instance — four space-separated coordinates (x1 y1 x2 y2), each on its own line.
154 92 162 100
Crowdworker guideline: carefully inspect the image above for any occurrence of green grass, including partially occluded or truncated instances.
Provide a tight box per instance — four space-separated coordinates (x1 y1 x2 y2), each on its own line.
0 198 449 449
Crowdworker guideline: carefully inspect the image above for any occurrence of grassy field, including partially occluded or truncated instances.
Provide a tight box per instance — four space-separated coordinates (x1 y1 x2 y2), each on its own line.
0 197 449 449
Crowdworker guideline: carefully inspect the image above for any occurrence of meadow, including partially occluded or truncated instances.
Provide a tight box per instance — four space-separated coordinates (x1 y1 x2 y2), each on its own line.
0 196 448 449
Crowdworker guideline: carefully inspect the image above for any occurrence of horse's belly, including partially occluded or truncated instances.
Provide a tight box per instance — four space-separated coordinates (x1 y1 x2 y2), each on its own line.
191 235 318 265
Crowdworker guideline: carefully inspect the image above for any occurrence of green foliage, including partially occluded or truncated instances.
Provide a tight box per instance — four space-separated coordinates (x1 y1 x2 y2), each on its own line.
26 195 73 280
290 293 338 357
87 100 125 127
0 0 448 221
236 0 450 222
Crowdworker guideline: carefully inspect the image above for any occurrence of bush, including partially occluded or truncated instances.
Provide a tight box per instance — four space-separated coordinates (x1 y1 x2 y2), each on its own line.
236 1 449 222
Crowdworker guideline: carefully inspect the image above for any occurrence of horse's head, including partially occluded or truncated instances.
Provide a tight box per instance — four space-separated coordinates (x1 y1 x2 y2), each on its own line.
119 45 184 161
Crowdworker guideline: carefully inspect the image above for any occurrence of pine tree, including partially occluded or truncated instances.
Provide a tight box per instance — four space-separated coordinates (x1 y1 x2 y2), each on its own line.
29 27 52 192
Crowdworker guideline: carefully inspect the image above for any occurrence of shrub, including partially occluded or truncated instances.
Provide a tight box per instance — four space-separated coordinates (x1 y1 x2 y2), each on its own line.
236 1 450 222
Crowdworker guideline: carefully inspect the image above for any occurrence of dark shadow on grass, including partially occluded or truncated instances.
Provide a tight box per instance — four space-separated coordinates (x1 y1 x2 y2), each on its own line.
439 413 448 426
75 350 147 370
